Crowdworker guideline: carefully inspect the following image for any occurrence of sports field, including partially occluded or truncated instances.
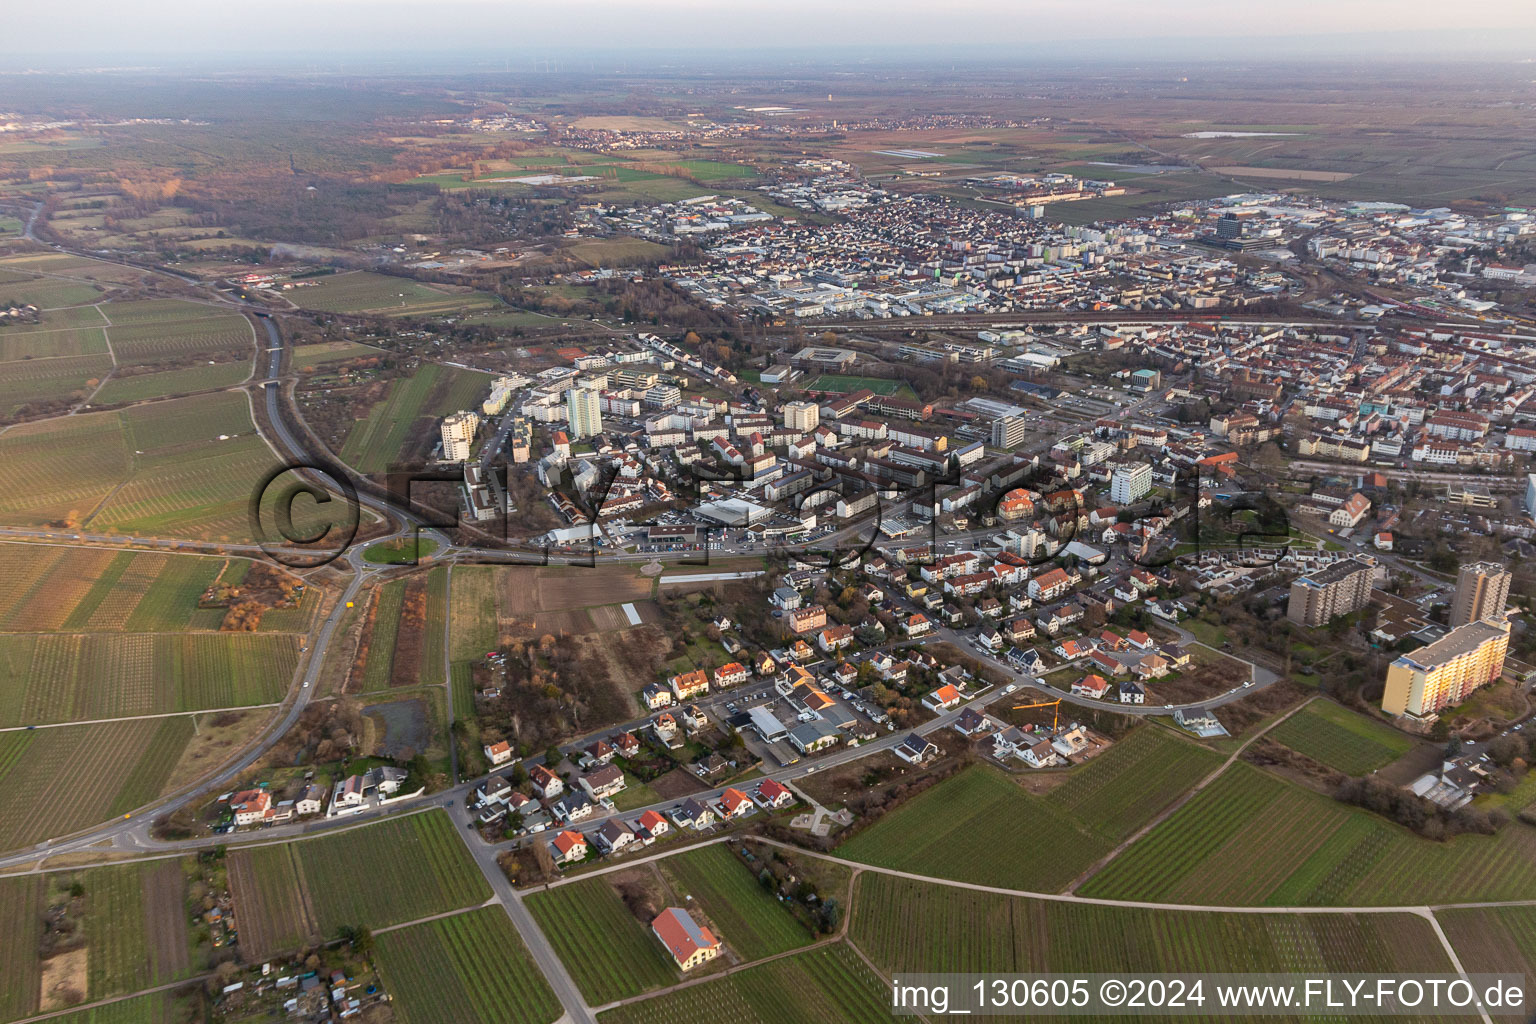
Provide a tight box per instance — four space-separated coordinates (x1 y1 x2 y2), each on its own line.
1268 700 1414 775
805 374 900 396
287 272 501 317
373 907 562 1024
852 873 1452 976
1079 761 1536 906
598 944 891 1024
526 877 679 1004
340 362 494 472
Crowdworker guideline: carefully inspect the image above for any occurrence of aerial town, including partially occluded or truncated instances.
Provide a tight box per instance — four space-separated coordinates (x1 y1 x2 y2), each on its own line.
1 30 1535 1024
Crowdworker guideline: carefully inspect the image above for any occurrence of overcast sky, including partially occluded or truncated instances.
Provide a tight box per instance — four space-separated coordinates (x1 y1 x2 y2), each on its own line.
9 0 1536 64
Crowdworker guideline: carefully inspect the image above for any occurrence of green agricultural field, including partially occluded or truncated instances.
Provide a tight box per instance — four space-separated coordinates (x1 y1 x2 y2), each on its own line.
0 326 108 361
0 717 194 850
39 991 187 1024
0 352 111 416
851 873 1451 978
0 304 107 333
373 907 561 1024
94 299 223 325
361 581 405 691
341 362 494 472
1269 700 1414 775
659 844 814 961
0 390 300 543
564 237 673 267
1044 725 1221 840
1079 761 1536 906
805 374 900 396
291 340 385 366
74 859 196 999
526 878 679 1004
227 844 317 958
0 874 45 1021
105 314 254 366
91 361 250 404
837 766 1113 891
0 632 297 726
293 811 490 931
599 944 892 1024
287 272 500 317
0 546 231 633
0 277 104 308
1439 904 1536 1020
421 567 447 687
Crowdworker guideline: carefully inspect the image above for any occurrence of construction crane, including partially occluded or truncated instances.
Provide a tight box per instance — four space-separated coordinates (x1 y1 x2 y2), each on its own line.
1012 698 1062 731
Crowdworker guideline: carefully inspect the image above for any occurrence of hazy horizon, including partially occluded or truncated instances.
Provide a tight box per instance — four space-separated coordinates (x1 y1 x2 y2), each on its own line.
4 0 1536 71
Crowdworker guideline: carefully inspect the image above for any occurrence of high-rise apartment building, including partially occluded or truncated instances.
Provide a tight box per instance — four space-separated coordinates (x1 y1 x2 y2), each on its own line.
1382 619 1509 719
783 400 820 433
1449 561 1511 627
565 385 603 439
440 410 479 463
992 415 1026 449
1109 462 1152 504
1286 558 1374 627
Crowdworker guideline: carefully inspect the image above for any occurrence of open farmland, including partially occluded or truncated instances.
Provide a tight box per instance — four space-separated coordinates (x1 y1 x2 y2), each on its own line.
0 717 194 850
1043 724 1221 840
286 272 500 317
227 844 318 958
0 276 104 309
373 907 561 1024
659 844 814 961
836 766 1113 891
0 390 301 542
0 632 297 726
73 859 194 999
1079 761 1536 906
1269 701 1414 775
340 362 494 472
0 874 45 1021
39 991 187 1024
102 313 254 367
598 944 892 1024
91 298 221 325
526 877 679 1004
1438 905 1536 1020
291 811 489 931
92 360 251 403
291 339 385 367
851 873 1451 977
0 351 112 417
0 546 256 633
0 326 108 361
